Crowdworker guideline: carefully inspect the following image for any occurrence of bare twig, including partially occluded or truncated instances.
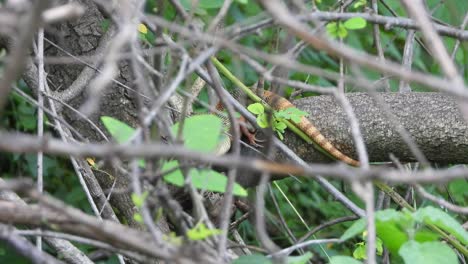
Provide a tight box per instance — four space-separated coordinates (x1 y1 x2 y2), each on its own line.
414 184 468 214
0 0 50 112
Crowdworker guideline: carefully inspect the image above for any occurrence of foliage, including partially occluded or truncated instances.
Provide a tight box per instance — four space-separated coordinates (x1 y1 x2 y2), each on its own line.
352 237 383 260
101 116 247 197
339 207 467 263
326 17 367 39
186 222 221 241
232 252 313 264
2 0 468 263
247 102 307 140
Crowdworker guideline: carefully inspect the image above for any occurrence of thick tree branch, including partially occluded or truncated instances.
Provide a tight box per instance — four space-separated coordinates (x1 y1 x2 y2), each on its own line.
281 92 468 164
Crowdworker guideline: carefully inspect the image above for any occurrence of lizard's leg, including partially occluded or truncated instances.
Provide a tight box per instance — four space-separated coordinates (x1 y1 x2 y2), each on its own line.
239 116 264 147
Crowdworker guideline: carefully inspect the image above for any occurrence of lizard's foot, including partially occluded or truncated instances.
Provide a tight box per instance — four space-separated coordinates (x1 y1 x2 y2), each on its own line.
240 125 264 148
246 133 264 148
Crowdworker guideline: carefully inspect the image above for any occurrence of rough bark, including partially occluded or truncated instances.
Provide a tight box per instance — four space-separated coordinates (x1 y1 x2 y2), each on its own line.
282 92 468 164
237 92 468 187
41 0 143 228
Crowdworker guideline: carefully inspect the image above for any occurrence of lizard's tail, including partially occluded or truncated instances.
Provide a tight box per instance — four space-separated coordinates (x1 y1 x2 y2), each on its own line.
262 91 360 167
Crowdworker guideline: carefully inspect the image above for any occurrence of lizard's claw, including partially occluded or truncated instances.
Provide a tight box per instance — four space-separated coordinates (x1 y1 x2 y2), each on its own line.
241 128 264 148
247 133 264 148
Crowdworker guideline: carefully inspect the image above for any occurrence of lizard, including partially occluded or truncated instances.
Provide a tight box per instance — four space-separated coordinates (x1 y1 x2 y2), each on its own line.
210 85 359 167
209 57 358 165
255 89 360 167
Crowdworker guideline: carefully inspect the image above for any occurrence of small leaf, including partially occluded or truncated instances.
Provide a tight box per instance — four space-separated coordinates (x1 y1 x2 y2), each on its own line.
100 19 110 32
233 255 272 264
248 103 265 115
235 0 248 4
352 238 383 260
180 0 224 9
257 114 269 128
138 32 147 41
138 23 148 34
162 160 247 196
342 209 412 254
276 131 284 140
163 232 183 246
86 158 96 168
287 252 313 264
413 206 468 245
337 25 348 38
344 17 367 30
327 22 348 38
326 22 339 37
101 116 136 144
352 243 366 260
131 191 149 208
275 121 287 132
398 241 458 264
353 0 366 9
329 256 362 264
187 222 221 240
290 115 301 123
133 213 143 223
376 237 384 255
171 115 223 153
448 179 468 204
341 218 366 241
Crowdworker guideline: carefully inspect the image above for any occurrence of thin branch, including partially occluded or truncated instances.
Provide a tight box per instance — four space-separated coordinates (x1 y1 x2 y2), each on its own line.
414 184 468 214
0 0 50 112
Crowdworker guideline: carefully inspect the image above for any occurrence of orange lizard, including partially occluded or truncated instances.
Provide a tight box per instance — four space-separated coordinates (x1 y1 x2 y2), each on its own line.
255 90 360 167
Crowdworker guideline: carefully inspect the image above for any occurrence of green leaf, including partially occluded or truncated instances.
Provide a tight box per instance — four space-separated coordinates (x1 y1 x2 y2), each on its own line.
398 241 458 264
133 213 143 223
413 206 468 245
256 114 269 128
248 103 265 115
131 191 149 208
341 209 412 254
343 17 367 30
180 0 224 9
171 115 223 153
233 254 271 264
327 22 348 38
353 0 366 9
100 116 146 166
352 243 366 260
235 0 248 4
161 160 247 197
341 218 366 241
276 130 284 140
352 238 383 260
276 107 307 123
326 22 338 37
287 252 313 264
448 179 468 204
337 25 348 38
100 19 110 32
274 121 287 132
187 222 221 240
375 219 409 254
376 237 383 255
329 256 362 264
374 209 412 254
101 116 136 143
414 229 440 243
17 100 37 130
